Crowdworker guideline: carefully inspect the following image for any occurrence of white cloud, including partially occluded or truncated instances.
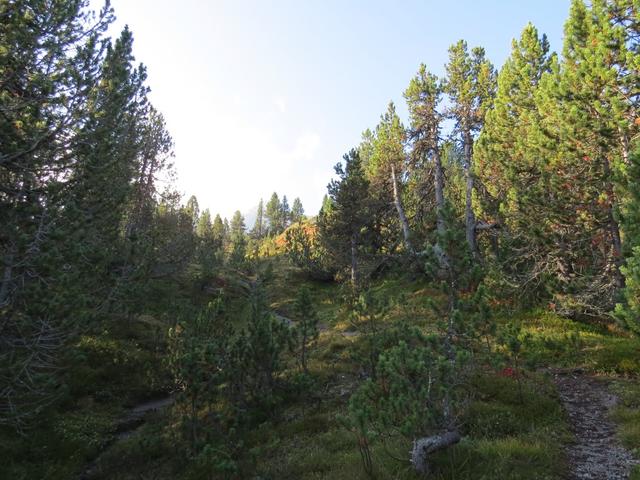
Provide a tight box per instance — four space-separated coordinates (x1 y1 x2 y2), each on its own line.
273 95 287 113
287 132 320 162
174 118 322 218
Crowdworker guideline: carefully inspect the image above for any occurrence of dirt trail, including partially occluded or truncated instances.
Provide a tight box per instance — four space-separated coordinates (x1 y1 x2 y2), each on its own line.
78 395 174 479
553 371 639 479
114 395 174 440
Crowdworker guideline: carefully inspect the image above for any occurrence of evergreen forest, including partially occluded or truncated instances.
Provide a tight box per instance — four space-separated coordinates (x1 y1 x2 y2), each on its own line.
1 1 640 479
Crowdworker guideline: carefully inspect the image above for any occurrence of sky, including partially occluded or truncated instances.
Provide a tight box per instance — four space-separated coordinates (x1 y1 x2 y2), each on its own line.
97 0 571 221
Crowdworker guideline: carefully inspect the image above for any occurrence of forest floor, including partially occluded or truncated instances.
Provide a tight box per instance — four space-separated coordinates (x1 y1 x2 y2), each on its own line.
2 260 640 479
554 370 639 479
79 395 175 479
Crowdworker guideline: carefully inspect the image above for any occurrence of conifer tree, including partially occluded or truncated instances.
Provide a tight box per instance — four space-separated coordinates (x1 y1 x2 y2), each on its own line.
528 0 634 312
185 195 200 229
348 190 487 476
1 0 114 320
0 1 177 428
293 286 319 373
474 24 553 298
212 214 226 253
223 217 230 240
444 41 496 259
168 299 225 449
230 210 246 238
320 195 333 216
476 23 551 212
616 145 640 334
196 209 213 239
319 149 371 288
404 65 449 268
367 103 414 256
252 199 265 239
229 211 247 268
265 192 282 236
290 197 305 224
195 208 218 277
359 128 376 168
281 195 291 229
240 278 293 406
556 0 624 290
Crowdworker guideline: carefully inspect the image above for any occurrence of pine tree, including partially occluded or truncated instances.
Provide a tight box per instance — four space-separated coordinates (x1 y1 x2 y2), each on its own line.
120 108 174 307
196 209 213 239
366 103 414 256
0 2 178 428
223 217 230 241
444 41 496 259
147 191 197 286
404 64 449 268
616 144 640 334
348 188 487 476
0 1 115 427
66 26 167 324
474 24 553 299
265 192 282 236
212 214 226 254
476 23 551 211
195 208 218 277
290 197 305 224
240 278 293 406
281 195 291 229
252 199 265 239
168 299 225 449
229 210 247 268
230 210 246 238
185 195 200 229
319 149 371 288
529 0 634 313
293 286 319 373
320 194 333 216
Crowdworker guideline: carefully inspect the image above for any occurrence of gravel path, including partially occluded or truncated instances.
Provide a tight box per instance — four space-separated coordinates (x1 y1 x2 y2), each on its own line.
554 371 639 479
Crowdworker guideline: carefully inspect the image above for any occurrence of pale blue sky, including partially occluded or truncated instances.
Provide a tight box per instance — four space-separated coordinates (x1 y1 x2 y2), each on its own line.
101 0 570 220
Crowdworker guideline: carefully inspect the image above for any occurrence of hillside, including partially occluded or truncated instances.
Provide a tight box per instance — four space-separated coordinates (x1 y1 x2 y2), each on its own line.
2 1 640 479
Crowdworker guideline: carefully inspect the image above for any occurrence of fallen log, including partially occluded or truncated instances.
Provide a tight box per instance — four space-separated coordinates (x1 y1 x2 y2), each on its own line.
411 430 461 475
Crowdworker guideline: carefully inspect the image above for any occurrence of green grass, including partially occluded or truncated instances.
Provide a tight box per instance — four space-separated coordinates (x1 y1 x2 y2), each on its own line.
239 373 568 480
613 382 640 480
499 309 640 376
612 381 640 455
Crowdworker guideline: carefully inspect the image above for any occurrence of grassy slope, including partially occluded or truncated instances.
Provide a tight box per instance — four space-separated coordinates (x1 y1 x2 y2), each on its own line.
3 258 639 479
249 261 640 479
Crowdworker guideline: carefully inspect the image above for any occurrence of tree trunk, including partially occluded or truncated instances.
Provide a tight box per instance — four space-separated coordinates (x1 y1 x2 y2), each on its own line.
411 430 461 475
0 247 14 309
434 150 446 238
463 130 479 259
603 156 624 289
433 148 450 269
619 128 629 166
391 164 414 256
608 204 624 288
301 332 308 374
350 234 358 289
